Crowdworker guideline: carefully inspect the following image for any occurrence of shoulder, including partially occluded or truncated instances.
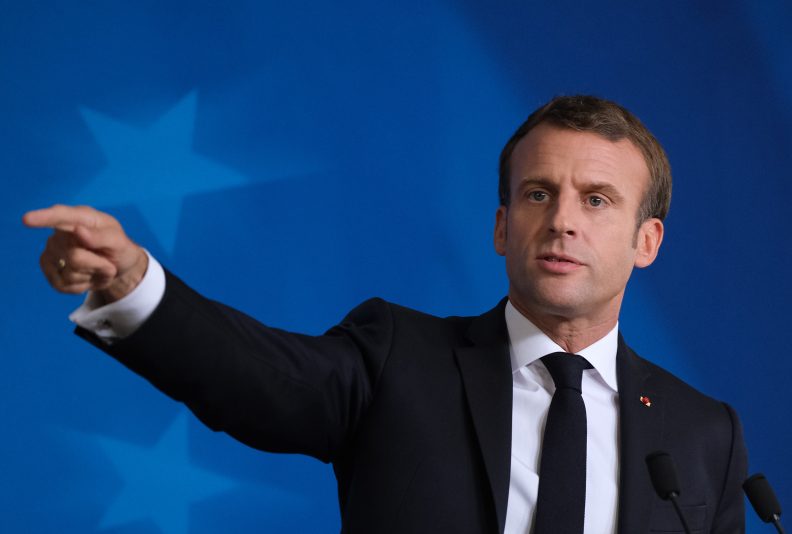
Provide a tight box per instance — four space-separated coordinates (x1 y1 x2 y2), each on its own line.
621 341 742 437
336 297 479 339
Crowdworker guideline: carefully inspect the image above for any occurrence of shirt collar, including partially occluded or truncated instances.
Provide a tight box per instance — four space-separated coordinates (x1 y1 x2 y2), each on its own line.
504 300 619 392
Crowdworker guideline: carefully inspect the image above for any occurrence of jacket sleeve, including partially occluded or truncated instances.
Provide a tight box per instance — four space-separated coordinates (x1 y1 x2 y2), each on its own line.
76 269 394 464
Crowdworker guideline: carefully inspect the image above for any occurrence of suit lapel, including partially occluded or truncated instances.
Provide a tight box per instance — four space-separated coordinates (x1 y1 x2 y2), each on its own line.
454 299 513 534
454 309 663 533
616 335 665 534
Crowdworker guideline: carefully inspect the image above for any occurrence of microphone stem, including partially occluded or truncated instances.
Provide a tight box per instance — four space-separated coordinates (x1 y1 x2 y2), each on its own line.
669 493 692 534
772 516 786 534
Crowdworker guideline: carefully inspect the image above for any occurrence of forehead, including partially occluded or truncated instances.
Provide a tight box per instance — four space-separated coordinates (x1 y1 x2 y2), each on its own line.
510 123 650 194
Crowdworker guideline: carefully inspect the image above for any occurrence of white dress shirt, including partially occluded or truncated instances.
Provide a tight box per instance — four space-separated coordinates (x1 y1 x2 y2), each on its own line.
504 300 620 534
69 250 166 341
71 261 620 532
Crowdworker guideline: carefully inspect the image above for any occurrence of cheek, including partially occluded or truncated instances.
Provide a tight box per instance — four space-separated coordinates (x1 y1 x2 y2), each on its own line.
506 212 542 242
601 242 638 282
588 229 637 268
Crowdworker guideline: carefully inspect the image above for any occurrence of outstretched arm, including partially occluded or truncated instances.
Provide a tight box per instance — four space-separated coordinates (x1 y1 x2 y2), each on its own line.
25 204 392 461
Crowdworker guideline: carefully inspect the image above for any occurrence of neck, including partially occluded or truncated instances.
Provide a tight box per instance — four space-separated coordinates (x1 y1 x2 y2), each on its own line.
508 298 618 354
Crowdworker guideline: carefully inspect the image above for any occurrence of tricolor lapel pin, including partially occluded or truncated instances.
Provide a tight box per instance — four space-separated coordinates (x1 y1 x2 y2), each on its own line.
640 396 652 407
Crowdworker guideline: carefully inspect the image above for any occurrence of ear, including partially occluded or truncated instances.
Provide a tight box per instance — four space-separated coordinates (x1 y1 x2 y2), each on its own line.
634 217 664 268
494 206 508 256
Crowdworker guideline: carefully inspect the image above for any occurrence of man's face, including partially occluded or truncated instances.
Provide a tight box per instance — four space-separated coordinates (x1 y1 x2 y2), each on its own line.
494 123 663 324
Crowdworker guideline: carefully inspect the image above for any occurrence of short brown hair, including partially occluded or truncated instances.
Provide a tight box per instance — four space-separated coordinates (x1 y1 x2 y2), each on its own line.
498 95 672 223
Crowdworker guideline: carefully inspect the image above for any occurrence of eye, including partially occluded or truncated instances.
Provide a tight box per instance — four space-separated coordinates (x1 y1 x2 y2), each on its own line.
528 191 549 202
587 195 606 207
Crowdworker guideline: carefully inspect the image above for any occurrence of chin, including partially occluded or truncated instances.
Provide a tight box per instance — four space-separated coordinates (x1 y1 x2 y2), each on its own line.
513 286 587 318
535 298 587 318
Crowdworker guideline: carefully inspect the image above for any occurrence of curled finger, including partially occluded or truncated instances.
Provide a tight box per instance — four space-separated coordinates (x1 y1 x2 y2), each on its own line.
62 247 118 279
58 281 94 295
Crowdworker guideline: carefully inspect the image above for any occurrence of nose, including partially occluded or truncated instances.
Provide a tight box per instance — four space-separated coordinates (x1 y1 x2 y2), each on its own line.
547 196 578 237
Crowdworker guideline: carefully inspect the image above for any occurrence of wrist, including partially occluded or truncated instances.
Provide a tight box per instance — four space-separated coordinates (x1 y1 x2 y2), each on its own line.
98 247 149 303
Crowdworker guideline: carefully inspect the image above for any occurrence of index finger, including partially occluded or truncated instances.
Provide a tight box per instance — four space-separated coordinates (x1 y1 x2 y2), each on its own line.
23 205 103 232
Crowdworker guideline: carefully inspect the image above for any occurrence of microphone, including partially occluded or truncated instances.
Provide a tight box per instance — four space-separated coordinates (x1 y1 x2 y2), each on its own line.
645 451 692 534
744 473 786 534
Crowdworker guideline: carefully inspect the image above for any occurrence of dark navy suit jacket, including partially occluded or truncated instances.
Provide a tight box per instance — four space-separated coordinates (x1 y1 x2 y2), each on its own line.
78 270 747 533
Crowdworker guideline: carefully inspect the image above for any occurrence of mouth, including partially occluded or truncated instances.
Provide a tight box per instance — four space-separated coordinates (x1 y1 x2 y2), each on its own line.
536 254 583 273
538 254 581 265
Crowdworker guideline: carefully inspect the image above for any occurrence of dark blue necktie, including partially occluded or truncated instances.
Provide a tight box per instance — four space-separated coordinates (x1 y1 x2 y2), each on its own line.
533 352 593 534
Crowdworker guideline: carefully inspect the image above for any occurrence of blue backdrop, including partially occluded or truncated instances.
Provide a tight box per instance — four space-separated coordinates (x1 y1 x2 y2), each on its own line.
3 1 790 532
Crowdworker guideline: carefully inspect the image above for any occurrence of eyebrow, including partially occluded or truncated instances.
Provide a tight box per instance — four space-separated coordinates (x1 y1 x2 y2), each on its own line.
585 181 626 203
516 178 557 193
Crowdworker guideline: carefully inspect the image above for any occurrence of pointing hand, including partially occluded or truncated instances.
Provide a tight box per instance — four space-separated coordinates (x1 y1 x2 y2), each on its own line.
23 205 148 303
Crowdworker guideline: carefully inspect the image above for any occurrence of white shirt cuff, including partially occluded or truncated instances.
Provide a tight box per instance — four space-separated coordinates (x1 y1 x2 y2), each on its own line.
69 250 166 341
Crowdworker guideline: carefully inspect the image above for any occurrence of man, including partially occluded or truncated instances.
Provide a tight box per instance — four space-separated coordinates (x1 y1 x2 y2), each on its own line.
25 95 747 533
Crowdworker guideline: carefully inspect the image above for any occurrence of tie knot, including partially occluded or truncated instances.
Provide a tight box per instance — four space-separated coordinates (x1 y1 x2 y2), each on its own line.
541 352 592 392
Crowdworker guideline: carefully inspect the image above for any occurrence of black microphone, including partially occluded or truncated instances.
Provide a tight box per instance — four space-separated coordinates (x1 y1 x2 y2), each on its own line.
645 451 692 534
744 473 786 534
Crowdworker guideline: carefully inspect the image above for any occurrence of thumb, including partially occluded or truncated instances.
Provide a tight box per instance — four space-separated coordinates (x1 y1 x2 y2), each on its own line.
74 223 146 281
72 224 102 250
73 224 130 256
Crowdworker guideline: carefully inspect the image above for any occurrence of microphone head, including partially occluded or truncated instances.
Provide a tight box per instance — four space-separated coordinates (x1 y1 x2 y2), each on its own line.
646 451 681 500
743 473 782 523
